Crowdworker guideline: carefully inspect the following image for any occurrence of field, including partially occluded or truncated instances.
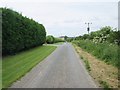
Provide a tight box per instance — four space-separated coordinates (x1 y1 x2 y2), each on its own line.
2 45 56 88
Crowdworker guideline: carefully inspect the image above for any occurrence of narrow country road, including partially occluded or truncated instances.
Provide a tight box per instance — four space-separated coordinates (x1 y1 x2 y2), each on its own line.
10 43 97 88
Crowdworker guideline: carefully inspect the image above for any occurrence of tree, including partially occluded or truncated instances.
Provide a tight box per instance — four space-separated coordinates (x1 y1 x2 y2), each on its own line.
64 36 68 41
46 35 55 44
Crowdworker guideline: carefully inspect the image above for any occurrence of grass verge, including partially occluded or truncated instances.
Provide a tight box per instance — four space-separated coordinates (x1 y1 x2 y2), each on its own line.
99 80 111 90
2 45 56 88
0 59 2 89
73 43 118 88
84 59 91 72
54 42 64 45
79 55 91 72
72 40 119 67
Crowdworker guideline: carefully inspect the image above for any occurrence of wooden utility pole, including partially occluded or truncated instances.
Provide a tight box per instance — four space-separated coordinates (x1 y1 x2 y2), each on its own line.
85 22 92 34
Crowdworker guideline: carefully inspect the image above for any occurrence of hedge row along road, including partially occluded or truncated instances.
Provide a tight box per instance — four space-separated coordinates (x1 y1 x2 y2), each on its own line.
2 8 46 55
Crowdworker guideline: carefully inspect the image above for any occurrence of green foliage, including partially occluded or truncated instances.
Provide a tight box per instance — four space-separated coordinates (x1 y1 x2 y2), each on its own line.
54 38 65 43
73 40 119 67
107 30 120 44
2 8 46 55
64 36 68 41
99 80 111 90
84 60 91 71
90 26 112 39
73 26 119 68
82 34 89 40
46 35 65 44
66 38 74 42
75 36 83 40
75 26 119 44
46 35 55 44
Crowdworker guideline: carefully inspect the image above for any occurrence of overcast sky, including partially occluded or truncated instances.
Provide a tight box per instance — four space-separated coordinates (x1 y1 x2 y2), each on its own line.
0 0 119 37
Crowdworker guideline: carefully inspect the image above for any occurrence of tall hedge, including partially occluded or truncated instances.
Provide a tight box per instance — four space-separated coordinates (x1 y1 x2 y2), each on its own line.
2 8 46 55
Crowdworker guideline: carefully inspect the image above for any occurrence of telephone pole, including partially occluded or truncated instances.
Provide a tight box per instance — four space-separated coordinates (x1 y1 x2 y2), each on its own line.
85 22 92 34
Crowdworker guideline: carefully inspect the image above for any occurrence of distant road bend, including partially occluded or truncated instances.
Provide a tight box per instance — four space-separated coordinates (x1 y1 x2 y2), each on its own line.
11 43 97 88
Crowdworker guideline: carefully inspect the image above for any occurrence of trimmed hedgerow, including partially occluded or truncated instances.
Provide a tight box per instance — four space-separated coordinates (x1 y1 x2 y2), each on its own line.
2 8 46 55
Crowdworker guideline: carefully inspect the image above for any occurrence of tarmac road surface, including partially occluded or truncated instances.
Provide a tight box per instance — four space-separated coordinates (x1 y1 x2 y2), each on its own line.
10 43 97 88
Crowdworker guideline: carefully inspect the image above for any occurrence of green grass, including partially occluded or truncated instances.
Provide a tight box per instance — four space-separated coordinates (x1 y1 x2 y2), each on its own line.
0 59 2 89
54 42 64 45
99 80 111 90
84 60 91 72
77 53 91 72
72 40 119 67
2 45 56 88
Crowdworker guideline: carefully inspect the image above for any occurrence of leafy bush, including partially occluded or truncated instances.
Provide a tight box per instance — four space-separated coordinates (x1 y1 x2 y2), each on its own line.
46 35 55 44
66 38 74 42
46 35 65 44
2 8 46 55
75 26 120 44
107 30 120 44
54 38 65 43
